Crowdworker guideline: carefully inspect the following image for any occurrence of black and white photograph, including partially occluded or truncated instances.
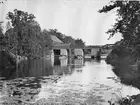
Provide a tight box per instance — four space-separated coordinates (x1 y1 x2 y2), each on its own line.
0 0 140 105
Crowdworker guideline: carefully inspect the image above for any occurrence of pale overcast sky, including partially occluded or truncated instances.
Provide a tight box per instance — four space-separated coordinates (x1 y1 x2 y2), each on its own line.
0 0 122 45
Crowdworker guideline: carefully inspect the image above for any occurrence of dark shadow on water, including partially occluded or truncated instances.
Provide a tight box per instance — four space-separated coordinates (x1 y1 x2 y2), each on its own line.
0 67 16 80
17 59 53 78
112 63 140 90
0 59 53 80
54 56 60 65
0 57 85 79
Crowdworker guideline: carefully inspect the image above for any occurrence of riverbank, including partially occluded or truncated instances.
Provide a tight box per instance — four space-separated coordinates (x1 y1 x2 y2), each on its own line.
105 41 140 105
106 41 140 66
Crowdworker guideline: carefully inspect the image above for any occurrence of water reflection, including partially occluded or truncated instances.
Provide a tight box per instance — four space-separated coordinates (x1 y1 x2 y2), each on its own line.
73 58 84 68
0 58 81 80
0 59 53 79
0 57 86 79
53 57 71 75
0 67 16 80
0 58 140 104
53 57 84 75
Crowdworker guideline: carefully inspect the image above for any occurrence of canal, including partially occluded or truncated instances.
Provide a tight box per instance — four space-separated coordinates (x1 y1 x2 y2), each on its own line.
0 57 140 105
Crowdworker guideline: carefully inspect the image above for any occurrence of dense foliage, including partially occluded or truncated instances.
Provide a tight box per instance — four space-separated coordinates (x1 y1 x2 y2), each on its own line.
47 29 85 47
99 0 140 64
2 9 52 58
99 1 140 46
1 9 85 59
75 38 85 47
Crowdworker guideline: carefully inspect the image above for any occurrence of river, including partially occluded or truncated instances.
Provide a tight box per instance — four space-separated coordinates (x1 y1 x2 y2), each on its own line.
0 57 140 105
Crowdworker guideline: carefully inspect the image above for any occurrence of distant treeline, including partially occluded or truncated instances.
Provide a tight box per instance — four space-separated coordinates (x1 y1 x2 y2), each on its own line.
0 9 85 59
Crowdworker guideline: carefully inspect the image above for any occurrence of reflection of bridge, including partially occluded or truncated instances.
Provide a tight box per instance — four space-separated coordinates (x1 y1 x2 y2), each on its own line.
52 57 84 75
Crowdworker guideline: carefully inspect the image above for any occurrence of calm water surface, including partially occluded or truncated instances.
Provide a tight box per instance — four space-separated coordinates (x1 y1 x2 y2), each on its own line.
0 57 140 105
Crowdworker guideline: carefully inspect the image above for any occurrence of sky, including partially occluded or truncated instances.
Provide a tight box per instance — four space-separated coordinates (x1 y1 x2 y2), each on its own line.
0 0 122 45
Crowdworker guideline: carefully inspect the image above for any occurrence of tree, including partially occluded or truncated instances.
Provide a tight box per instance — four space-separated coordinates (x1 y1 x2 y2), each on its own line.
6 9 35 55
47 29 76 46
99 1 140 46
5 9 44 58
99 1 140 63
41 29 52 48
5 9 55 58
63 36 75 46
75 38 85 47
47 29 65 41
41 29 53 55
47 29 86 47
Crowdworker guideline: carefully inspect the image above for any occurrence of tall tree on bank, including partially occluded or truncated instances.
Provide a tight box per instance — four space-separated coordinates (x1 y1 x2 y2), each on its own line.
5 9 44 58
75 38 85 48
41 29 53 55
99 1 140 46
99 0 140 63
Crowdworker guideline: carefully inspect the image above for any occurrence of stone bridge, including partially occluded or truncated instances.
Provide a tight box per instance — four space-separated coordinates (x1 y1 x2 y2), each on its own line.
50 35 102 59
52 44 102 59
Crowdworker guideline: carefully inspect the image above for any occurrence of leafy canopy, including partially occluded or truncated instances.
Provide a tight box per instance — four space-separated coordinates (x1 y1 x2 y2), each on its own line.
99 0 140 46
47 29 85 47
5 9 51 58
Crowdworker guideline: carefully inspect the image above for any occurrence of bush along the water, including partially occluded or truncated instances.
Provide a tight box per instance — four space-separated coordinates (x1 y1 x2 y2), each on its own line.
106 40 140 66
108 92 140 105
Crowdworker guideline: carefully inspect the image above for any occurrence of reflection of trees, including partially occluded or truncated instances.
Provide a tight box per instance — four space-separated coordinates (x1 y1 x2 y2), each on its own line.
53 66 72 75
0 59 53 79
112 64 140 89
73 59 84 68
18 59 53 77
0 67 16 80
